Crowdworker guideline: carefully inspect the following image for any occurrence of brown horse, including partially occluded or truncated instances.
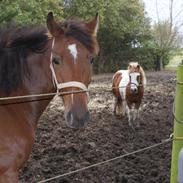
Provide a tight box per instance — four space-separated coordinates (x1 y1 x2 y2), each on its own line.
0 12 99 182
112 62 146 128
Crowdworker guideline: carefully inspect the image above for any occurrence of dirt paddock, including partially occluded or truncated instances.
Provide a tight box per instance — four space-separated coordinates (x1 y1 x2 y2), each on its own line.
20 71 176 183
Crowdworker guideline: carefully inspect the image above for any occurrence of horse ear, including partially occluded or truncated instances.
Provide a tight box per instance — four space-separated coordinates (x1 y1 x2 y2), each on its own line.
86 13 99 36
128 63 132 69
137 64 140 69
47 12 63 37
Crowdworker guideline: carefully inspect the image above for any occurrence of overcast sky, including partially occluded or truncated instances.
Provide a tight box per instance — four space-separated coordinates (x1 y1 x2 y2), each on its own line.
143 0 183 34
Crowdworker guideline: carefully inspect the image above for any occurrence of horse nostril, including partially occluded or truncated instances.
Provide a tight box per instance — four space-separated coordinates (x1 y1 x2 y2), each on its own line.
131 88 137 94
66 111 74 125
65 111 91 128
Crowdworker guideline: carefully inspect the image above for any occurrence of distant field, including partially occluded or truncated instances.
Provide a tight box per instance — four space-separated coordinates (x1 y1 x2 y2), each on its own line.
165 51 183 70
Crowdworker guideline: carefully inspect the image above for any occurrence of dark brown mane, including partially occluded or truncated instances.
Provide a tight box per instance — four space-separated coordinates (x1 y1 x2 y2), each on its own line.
60 20 97 53
0 25 49 95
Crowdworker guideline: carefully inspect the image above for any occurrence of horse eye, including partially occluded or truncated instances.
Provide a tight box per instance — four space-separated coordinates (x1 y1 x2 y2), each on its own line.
52 57 60 65
90 58 94 64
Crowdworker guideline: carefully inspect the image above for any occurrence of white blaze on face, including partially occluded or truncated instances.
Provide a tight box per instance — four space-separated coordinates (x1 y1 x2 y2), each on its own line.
68 44 77 62
130 72 140 89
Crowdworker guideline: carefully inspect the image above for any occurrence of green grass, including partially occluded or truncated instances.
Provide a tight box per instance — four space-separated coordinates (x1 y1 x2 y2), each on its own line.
165 51 183 71
164 66 177 71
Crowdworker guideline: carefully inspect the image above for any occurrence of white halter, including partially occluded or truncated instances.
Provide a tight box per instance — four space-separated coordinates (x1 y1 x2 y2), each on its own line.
49 38 89 98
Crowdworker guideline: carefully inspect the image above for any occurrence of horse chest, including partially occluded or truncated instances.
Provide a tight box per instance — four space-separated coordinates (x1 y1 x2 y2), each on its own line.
119 71 129 99
125 87 144 107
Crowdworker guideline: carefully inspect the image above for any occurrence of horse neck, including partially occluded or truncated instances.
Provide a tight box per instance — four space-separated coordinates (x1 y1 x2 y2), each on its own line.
27 48 56 128
9 43 55 129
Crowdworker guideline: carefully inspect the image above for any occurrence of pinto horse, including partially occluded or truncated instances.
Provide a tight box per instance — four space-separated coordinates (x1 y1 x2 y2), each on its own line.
112 62 146 128
0 12 99 182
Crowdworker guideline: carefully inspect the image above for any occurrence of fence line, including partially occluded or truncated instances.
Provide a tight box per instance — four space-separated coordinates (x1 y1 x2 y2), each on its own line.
34 78 176 183
37 137 172 183
0 77 175 182
0 79 175 104
0 90 87 101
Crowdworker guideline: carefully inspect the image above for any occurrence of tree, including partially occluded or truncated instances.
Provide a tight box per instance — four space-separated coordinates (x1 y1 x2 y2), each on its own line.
151 20 182 70
63 0 152 73
0 0 154 72
152 0 183 70
0 0 64 25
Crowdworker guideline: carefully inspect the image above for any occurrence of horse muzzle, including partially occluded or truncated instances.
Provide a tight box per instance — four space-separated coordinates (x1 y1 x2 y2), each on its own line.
65 110 90 128
130 88 138 95
52 77 90 128
63 90 90 129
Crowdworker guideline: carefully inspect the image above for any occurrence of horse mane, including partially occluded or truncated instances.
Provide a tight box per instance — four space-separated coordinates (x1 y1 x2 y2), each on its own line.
139 65 147 86
0 25 49 94
60 19 98 54
128 62 147 86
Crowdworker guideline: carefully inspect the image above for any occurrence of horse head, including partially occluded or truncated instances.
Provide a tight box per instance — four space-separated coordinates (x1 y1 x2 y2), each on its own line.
47 12 99 128
128 62 143 95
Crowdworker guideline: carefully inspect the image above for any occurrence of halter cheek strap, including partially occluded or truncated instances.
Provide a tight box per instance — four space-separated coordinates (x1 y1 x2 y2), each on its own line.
49 38 89 99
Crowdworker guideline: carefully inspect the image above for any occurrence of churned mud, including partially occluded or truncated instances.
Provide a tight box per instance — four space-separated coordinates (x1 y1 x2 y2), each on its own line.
20 71 176 183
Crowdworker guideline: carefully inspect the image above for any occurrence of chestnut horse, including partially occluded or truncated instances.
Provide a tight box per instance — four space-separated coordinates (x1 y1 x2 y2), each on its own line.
0 12 99 182
112 62 146 128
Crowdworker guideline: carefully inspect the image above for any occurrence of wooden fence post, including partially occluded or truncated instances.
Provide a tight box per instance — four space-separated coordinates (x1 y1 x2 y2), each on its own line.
170 62 183 183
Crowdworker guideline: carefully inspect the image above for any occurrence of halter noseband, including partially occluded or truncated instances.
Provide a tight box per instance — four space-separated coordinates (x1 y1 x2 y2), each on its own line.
50 38 89 97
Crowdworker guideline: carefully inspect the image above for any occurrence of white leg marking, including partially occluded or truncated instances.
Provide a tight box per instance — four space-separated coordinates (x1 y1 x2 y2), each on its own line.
126 105 132 126
122 100 126 117
132 109 137 121
136 109 140 127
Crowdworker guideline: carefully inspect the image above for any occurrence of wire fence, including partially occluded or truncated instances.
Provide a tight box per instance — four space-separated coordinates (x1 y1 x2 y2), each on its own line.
37 136 172 183
35 78 176 183
0 78 176 105
0 77 178 182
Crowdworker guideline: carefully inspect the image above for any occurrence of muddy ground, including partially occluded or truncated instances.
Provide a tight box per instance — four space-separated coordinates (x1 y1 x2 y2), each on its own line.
20 71 176 183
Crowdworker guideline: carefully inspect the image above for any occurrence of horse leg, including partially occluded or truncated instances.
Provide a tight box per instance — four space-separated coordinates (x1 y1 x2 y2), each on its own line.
132 108 137 121
134 109 140 128
116 97 122 116
126 105 134 129
113 97 122 116
113 96 117 115
122 99 126 117
135 103 141 128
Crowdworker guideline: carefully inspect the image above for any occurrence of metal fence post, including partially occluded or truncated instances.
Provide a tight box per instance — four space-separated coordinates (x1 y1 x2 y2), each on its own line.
170 63 183 183
178 148 183 183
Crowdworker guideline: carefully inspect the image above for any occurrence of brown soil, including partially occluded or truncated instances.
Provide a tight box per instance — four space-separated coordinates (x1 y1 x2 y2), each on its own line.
20 71 176 183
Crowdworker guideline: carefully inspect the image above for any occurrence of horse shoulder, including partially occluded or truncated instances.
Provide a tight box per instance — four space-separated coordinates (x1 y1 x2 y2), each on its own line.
0 107 35 175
